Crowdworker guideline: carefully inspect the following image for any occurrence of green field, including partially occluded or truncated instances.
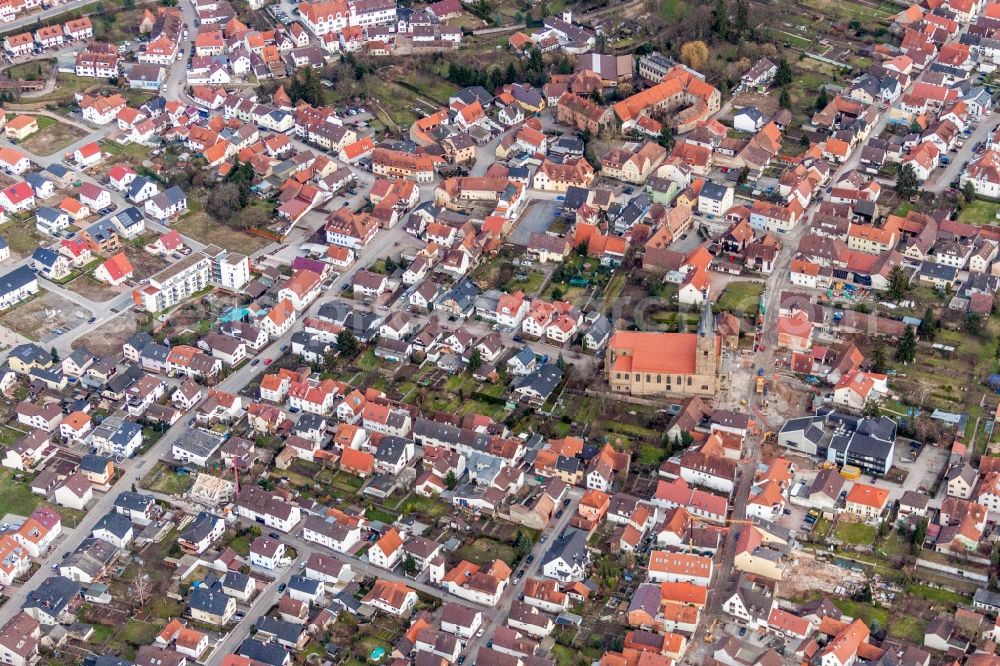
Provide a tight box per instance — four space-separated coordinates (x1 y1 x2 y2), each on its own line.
0 475 41 517
834 522 877 546
141 462 194 495
958 199 1000 226
402 495 451 519
455 537 518 566
905 583 971 606
717 281 765 314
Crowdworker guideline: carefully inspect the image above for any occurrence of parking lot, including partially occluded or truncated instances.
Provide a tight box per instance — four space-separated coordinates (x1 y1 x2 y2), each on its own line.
509 199 559 245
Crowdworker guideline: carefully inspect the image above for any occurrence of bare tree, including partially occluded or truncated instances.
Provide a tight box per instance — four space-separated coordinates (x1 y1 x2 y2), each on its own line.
130 572 154 609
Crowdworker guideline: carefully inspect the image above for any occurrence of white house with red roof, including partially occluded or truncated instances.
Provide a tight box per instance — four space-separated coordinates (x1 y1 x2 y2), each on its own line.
94 253 134 286
961 148 1000 198
277 268 323 312
368 527 404 569
845 483 890 524
0 182 34 213
496 291 530 328
107 165 137 192
59 238 92 267
73 142 104 168
833 370 888 411
647 551 713 586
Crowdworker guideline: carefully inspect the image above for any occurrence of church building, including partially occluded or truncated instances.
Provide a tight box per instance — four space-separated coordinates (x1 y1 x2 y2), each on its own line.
605 298 721 397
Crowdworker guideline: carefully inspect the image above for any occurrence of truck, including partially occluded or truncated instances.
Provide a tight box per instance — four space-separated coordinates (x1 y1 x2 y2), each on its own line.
756 376 765 394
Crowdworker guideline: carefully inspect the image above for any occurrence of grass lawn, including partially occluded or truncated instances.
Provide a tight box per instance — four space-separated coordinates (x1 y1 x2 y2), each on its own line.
552 643 601 666
329 471 364 494
26 73 98 105
89 624 114 644
812 517 834 539
888 614 927 643
402 495 451 519
148 596 184 620
639 444 667 465
228 533 253 557
876 531 911 558
834 522 877 546
455 537 517 566
458 399 508 420
365 507 398 524
831 598 889 627
171 201 270 256
102 140 153 162
716 281 765 314
116 619 163 646
141 462 194 495
5 60 53 82
0 218 44 255
958 199 1000 226
0 475 41 517
659 0 689 19
906 583 971 606
601 272 627 313
503 270 545 296
0 426 23 446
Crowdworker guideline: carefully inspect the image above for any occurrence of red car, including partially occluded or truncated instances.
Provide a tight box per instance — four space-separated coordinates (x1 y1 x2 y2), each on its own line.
263 358 273 365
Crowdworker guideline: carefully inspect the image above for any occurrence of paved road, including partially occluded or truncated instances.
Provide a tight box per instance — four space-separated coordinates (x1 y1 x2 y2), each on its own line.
0 0 94 34
926 115 997 194
691 17 979 632
467 487 583 661
0 202 413 628
163 0 198 103
204 492 585 666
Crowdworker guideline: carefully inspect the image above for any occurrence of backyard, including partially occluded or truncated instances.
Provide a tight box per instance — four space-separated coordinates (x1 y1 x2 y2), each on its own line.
170 199 271 256
140 462 194 495
957 199 1000 226
716 281 765 315
455 537 518 566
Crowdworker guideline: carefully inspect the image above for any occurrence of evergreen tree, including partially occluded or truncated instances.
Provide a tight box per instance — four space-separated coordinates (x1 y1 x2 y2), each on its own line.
658 123 675 150
779 88 791 109
911 518 927 554
896 163 919 199
887 265 909 301
774 59 793 87
712 0 728 37
815 86 829 110
337 329 360 359
870 344 887 374
468 349 482 371
895 325 917 364
731 0 750 39
289 67 325 107
918 306 937 340
963 180 977 204
445 470 458 490
527 47 544 73
967 312 985 338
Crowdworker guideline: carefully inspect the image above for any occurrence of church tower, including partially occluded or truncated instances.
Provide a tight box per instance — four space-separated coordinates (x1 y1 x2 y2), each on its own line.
695 291 717 380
